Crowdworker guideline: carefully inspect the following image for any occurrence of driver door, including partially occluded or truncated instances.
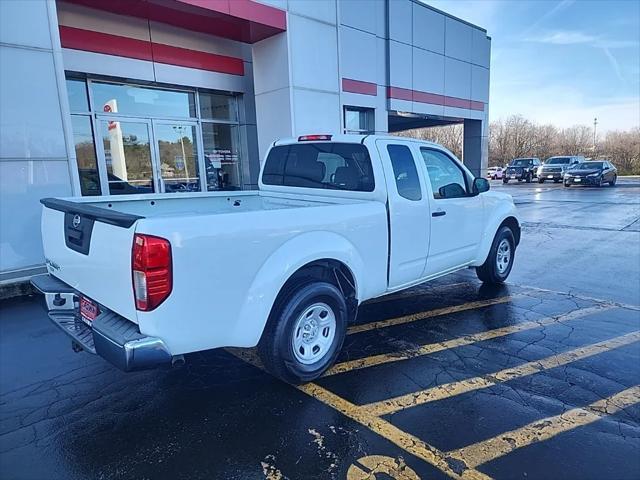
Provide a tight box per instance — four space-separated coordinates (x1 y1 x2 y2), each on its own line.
419 147 484 277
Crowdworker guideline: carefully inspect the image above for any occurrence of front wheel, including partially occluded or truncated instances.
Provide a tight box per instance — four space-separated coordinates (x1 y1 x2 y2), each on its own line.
538 179 545 184
525 173 532 183
476 226 515 284
564 182 571 187
258 281 348 384
609 175 617 186
503 178 509 184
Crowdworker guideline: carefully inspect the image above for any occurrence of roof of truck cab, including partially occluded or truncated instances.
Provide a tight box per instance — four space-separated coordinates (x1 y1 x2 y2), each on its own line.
273 134 441 147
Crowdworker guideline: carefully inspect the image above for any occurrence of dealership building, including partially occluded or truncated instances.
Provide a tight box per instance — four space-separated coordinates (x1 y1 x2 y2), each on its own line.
0 0 490 284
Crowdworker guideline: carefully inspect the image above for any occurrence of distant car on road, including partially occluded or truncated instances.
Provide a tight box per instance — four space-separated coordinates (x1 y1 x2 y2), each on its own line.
487 166 504 180
564 161 617 187
504 158 541 183
538 156 584 183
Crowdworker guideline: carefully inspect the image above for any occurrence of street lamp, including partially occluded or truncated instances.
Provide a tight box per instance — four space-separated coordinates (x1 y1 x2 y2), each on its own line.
593 117 598 152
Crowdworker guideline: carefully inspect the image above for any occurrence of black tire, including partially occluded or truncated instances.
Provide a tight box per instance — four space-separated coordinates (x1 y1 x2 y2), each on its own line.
525 172 532 183
258 281 347 384
476 226 515 284
503 178 509 184
609 175 616 187
564 182 570 187
517 179 522 182
538 179 545 184
553 179 560 183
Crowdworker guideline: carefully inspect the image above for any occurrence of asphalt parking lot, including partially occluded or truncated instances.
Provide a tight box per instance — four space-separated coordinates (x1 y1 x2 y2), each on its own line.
1 178 639 480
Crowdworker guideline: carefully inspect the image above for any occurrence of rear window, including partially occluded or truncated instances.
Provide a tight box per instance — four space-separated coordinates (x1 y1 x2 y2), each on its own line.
262 143 375 192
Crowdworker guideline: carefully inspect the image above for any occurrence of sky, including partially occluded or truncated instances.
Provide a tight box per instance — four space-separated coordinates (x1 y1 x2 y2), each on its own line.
426 0 640 132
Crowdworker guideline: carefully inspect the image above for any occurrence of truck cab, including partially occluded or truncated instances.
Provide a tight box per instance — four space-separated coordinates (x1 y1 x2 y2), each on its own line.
504 158 541 183
32 134 520 383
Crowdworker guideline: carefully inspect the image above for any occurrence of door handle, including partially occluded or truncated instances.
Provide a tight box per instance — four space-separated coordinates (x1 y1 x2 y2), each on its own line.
432 211 446 217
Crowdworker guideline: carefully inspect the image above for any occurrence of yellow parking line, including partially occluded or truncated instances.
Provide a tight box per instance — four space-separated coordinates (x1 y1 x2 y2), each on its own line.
325 305 611 377
447 385 640 468
347 296 516 335
365 331 640 417
298 382 492 480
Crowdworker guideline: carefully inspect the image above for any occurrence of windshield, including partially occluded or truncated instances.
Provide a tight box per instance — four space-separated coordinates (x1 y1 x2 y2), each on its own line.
573 162 604 170
546 157 571 165
511 159 531 166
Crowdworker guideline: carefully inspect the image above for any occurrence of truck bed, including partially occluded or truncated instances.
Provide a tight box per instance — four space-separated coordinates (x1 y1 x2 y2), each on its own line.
45 191 357 220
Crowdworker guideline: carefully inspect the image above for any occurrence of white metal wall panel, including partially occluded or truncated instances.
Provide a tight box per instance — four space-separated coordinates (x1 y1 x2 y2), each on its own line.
388 0 412 44
411 2 445 54
288 0 337 24
0 46 67 159
472 28 491 68
57 2 150 41
0 0 52 49
471 64 490 103
339 0 378 34
444 16 473 63
389 40 413 89
292 89 341 134
153 63 248 92
252 33 291 96
0 161 72 272
412 47 445 95
254 87 292 160
289 15 339 92
340 26 377 85
444 56 472 100
62 48 155 82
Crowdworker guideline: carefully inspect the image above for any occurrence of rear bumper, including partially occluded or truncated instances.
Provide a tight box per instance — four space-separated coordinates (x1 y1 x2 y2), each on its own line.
30 274 172 371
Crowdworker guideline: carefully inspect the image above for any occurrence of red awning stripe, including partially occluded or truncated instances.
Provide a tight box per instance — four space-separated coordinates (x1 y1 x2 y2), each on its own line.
59 26 244 76
388 86 485 112
342 78 378 96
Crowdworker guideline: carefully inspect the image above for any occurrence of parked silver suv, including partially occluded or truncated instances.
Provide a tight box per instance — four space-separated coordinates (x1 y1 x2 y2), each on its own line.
538 156 584 183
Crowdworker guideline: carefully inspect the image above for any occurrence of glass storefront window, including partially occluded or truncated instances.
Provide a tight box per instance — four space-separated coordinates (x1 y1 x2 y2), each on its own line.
91 82 196 118
154 123 201 193
70 115 101 195
67 79 89 112
202 123 241 191
199 92 237 121
99 119 155 195
344 106 374 134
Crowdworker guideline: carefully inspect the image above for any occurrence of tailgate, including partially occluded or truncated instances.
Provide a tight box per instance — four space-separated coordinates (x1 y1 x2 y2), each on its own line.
40 198 142 322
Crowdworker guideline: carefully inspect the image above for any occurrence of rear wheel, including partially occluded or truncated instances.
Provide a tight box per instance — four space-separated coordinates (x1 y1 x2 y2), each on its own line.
258 281 347 384
609 175 616 187
525 172 532 183
553 179 560 183
564 182 570 187
538 179 545 184
503 178 509 184
476 226 515 284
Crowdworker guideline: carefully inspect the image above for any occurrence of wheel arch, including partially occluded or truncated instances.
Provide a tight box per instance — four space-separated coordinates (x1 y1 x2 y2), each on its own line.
234 231 364 347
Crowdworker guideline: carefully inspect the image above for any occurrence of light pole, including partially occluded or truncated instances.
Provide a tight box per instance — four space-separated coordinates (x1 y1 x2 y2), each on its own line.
593 117 598 152
173 125 189 181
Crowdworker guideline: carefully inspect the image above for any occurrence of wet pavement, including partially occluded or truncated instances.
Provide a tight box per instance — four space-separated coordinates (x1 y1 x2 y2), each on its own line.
1 179 639 480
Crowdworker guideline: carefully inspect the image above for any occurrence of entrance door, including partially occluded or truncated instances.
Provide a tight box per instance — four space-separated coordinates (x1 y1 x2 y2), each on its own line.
96 117 156 195
151 120 203 193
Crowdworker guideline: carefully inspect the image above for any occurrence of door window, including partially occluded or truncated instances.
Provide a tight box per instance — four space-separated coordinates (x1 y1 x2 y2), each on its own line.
154 123 201 193
420 148 468 199
202 123 241 191
99 119 155 195
387 145 422 201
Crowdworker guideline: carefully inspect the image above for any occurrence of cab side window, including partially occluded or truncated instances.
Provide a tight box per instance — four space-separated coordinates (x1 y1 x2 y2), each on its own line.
420 148 468 199
387 144 422 201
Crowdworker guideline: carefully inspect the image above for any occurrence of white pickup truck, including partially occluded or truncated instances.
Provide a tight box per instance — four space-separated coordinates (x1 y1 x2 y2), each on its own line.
32 134 520 383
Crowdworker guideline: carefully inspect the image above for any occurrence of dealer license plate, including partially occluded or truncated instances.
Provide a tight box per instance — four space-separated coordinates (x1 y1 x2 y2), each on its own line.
547 175 554 179
511 174 516 179
574 178 581 182
79 296 99 324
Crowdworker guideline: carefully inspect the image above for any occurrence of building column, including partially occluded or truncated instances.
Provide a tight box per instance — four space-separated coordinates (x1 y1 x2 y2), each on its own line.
463 118 488 178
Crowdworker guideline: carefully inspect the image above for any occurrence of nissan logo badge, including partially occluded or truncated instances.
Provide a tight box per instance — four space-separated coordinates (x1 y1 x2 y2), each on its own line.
72 214 81 228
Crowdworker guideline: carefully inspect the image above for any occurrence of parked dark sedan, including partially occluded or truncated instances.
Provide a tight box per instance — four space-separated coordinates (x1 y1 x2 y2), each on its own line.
563 161 617 187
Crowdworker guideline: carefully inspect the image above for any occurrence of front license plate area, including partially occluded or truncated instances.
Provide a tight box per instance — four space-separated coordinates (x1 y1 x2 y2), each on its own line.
79 296 99 324
575 178 581 182
547 175 554 178
511 175 516 179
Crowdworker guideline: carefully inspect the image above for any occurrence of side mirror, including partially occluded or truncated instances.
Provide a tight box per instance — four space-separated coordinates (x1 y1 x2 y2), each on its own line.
439 183 467 199
473 177 490 194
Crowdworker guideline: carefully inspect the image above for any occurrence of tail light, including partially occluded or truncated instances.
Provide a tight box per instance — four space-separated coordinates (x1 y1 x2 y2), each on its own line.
298 134 332 141
132 234 172 311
